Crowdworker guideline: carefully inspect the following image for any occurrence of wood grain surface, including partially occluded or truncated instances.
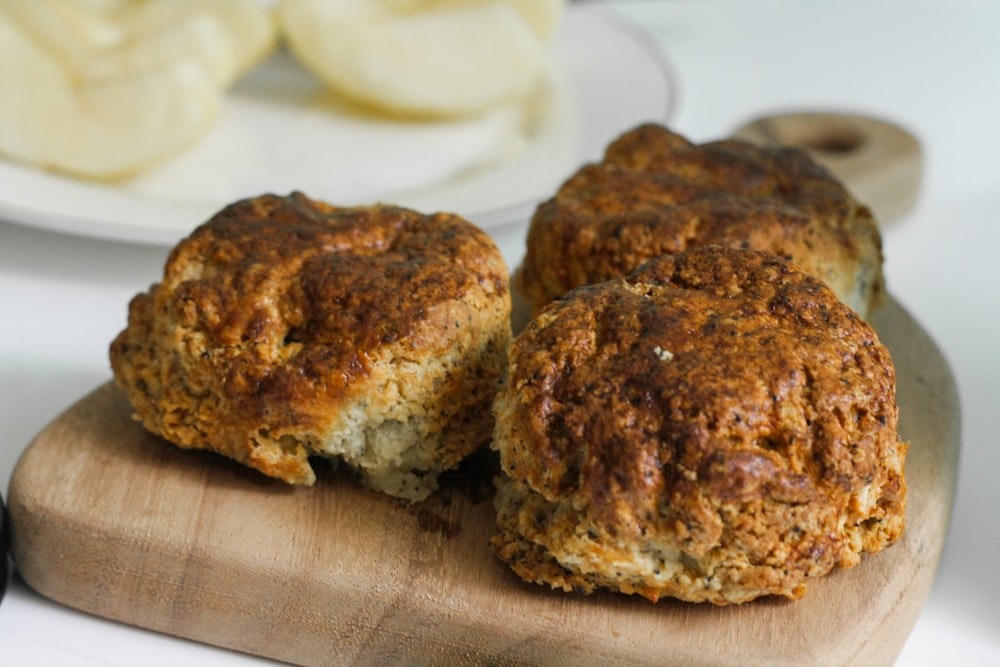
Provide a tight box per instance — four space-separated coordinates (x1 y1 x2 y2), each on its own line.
7 295 959 666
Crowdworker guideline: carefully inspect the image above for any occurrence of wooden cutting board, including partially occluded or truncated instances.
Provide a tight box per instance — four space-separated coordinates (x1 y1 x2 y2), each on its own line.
6 295 959 666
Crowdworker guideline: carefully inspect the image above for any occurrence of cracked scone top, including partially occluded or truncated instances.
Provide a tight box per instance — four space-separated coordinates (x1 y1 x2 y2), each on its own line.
110 193 511 501
492 246 906 604
515 123 885 318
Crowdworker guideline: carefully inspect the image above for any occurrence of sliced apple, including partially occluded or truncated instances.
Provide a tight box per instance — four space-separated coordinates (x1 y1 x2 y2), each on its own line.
0 11 219 179
508 0 565 38
2 0 276 87
108 0 278 85
0 0 277 179
277 0 566 117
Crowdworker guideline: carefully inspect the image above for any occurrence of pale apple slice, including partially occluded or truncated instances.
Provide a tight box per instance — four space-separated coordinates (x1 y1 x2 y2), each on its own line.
277 0 565 117
2 0 276 87
0 13 219 179
509 0 566 38
109 0 278 85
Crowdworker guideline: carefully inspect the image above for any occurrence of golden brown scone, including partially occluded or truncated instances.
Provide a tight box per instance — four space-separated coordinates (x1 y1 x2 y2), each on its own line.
492 246 906 604
515 123 884 319
110 192 511 501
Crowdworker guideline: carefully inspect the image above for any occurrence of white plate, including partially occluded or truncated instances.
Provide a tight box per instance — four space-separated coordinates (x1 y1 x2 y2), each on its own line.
0 5 677 245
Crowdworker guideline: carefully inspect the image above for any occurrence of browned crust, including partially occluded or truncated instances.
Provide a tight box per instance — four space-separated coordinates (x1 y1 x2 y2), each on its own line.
492 246 906 604
515 123 884 318
110 192 510 491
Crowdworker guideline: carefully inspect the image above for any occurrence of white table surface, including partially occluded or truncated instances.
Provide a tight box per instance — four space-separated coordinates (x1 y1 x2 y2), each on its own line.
2 1 998 665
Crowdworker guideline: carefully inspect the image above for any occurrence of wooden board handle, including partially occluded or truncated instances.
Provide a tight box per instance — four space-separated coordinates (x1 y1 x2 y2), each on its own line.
732 111 923 225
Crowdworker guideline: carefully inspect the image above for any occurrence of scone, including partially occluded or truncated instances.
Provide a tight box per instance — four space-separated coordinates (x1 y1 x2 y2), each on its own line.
515 123 885 319
110 192 511 501
492 246 906 604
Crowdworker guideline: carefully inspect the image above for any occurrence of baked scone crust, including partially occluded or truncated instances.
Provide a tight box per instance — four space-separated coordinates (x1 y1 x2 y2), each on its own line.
515 123 885 318
111 192 511 501
492 246 906 604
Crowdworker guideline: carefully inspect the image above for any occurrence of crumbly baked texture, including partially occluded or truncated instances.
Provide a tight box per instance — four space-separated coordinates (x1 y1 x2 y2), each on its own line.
515 123 885 319
492 246 906 604
110 193 511 501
